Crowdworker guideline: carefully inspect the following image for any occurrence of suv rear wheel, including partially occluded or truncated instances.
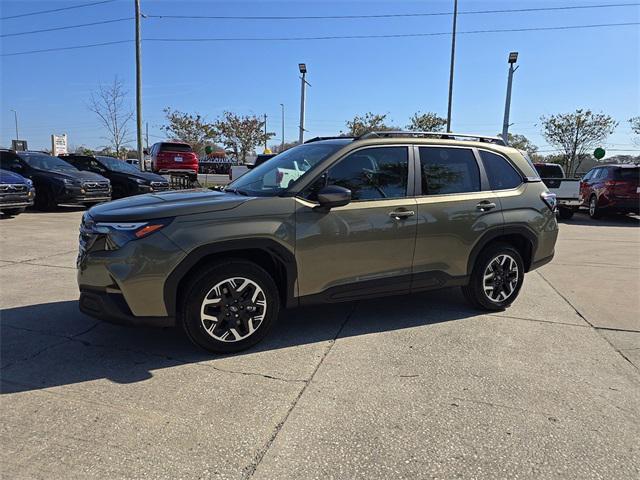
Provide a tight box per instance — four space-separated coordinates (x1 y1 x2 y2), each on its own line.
588 195 603 219
463 242 524 311
181 260 280 354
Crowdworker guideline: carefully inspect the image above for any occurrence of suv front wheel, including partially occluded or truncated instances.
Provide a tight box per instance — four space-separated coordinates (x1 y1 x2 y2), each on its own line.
463 243 524 311
181 260 280 353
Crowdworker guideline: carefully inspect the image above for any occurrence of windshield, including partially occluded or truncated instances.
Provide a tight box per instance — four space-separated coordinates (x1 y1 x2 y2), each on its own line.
96 156 140 174
227 142 345 196
18 153 78 172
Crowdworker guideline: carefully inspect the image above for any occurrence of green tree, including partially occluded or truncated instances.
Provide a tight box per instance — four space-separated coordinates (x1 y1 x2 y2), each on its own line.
161 108 219 155
540 109 617 176
630 117 640 146
407 112 446 132
504 133 538 156
344 112 392 137
215 112 275 163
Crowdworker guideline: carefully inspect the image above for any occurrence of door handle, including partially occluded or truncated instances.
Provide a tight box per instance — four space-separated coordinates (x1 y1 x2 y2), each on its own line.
476 201 497 212
389 210 415 219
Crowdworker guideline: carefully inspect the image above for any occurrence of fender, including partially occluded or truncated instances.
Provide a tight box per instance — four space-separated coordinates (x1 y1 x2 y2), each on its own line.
466 224 538 275
163 238 298 317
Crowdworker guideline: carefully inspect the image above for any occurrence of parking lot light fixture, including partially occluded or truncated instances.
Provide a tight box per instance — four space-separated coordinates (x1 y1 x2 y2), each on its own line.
298 63 307 74
502 51 520 142
298 63 309 144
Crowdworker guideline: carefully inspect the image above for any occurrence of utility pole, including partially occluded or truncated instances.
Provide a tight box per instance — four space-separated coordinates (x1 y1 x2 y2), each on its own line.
10 109 19 143
135 0 144 170
280 103 285 151
502 52 519 143
145 121 149 150
298 63 308 144
446 0 458 132
264 114 268 151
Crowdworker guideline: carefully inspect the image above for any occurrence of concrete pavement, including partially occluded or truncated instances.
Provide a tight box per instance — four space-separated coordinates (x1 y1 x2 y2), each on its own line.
1 208 638 479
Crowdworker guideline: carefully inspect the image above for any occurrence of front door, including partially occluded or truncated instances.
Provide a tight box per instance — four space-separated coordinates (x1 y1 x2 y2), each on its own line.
295 145 417 301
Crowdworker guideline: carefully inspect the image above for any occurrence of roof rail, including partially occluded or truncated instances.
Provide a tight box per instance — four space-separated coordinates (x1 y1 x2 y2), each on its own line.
358 131 507 146
304 136 355 144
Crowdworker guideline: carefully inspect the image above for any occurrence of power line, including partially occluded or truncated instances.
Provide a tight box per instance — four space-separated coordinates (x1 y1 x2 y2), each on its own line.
3 21 638 57
144 22 640 43
0 17 133 38
146 2 640 20
0 0 117 20
1 40 132 57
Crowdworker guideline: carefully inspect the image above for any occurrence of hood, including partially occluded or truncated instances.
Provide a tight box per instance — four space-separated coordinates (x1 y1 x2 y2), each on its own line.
34 167 108 183
119 170 168 183
0 169 29 184
88 189 249 222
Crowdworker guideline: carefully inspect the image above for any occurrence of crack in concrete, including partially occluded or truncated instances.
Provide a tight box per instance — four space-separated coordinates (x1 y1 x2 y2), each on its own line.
537 271 640 372
488 313 590 329
0 249 77 266
241 301 359 480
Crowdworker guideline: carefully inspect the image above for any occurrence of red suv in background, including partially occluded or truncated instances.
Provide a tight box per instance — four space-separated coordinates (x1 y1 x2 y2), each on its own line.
148 142 198 175
580 164 639 219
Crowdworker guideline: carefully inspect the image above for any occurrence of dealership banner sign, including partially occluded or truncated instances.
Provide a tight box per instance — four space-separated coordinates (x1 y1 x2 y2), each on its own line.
51 134 68 156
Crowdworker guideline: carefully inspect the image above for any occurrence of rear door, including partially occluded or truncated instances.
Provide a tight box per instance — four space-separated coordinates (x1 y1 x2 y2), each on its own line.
295 145 417 300
412 146 502 288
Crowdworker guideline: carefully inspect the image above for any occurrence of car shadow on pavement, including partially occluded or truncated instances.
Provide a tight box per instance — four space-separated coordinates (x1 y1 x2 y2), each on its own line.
1 288 479 394
561 212 640 227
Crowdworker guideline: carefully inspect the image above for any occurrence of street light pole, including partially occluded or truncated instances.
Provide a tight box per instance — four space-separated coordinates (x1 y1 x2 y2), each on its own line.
298 63 308 144
446 0 458 132
264 113 268 151
10 109 19 143
135 0 144 170
502 52 519 143
280 103 285 150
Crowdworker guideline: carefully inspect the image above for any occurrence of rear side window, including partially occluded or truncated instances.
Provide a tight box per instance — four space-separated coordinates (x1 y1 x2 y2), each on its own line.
480 151 523 190
160 143 193 153
613 167 639 181
419 147 480 195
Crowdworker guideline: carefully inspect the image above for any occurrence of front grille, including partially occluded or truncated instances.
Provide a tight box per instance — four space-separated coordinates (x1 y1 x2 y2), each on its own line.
82 181 110 192
150 181 170 190
0 184 28 193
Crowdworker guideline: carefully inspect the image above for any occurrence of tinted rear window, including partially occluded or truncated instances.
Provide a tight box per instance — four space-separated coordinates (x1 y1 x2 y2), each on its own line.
160 143 193 153
535 164 563 178
613 167 639 181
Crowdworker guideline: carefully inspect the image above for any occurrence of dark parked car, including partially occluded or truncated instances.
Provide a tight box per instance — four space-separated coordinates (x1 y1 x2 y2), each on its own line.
61 154 169 199
580 164 640 218
0 150 111 210
0 168 35 216
148 142 198 175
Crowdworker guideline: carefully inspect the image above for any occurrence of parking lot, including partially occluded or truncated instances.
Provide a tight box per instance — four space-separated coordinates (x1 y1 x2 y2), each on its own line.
1 209 639 479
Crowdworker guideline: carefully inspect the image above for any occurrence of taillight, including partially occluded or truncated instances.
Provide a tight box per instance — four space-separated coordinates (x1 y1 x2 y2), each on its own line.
541 191 557 212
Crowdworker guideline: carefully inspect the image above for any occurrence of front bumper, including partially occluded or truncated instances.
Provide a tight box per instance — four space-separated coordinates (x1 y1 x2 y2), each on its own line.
79 289 175 327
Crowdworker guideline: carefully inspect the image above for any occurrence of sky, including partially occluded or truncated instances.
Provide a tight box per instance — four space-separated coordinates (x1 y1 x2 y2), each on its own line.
1 0 639 157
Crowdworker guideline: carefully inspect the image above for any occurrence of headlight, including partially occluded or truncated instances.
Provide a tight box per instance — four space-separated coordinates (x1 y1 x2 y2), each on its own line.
94 217 173 249
25 179 33 188
62 178 80 186
134 178 148 185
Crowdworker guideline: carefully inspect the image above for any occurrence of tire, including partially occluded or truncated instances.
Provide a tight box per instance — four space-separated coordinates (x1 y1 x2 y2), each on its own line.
588 195 603 219
1 207 25 216
462 242 525 311
180 259 280 354
34 188 57 211
558 207 574 220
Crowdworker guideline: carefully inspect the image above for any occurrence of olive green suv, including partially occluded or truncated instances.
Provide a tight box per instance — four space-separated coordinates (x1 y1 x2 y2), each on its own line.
77 132 558 353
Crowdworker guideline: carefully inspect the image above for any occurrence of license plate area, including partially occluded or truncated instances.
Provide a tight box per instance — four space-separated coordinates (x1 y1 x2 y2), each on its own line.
174 156 183 162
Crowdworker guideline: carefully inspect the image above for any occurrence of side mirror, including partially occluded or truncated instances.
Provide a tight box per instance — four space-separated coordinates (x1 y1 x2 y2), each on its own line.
143 149 149 155
316 185 351 210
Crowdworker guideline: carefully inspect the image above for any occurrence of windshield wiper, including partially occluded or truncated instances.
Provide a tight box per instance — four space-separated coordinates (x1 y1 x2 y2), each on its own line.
225 187 249 196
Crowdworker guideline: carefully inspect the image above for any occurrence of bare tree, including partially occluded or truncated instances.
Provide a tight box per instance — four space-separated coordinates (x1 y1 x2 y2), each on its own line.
540 109 617 176
88 76 133 158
